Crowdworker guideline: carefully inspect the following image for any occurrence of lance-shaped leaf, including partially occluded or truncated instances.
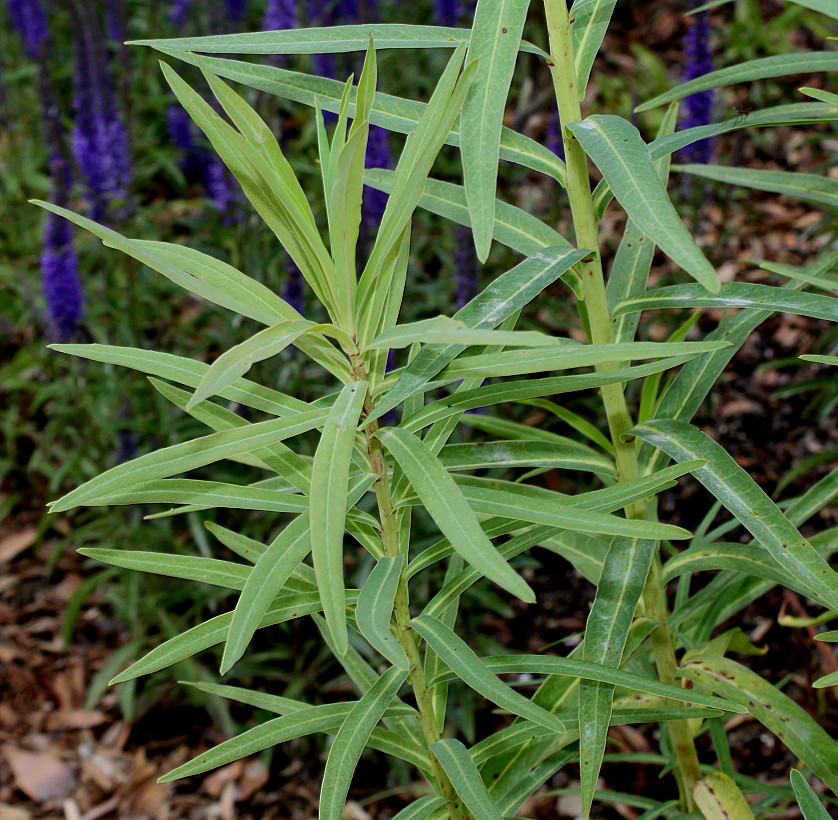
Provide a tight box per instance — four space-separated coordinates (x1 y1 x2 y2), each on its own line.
801 354 838 366
801 87 838 105
49 408 327 512
429 654 746 712
673 164 838 210
411 615 566 732
681 655 838 792
320 667 410 820
110 592 327 684
376 428 535 603
390 796 450 820
636 52 838 111
432 739 504 820
633 419 838 612
461 0 531 261
131 24 549 57
367 247 586 424
440 340 728 379
157 53 565 184
579 537 657 816
356 556 410 669
569 116 719 293
571 0 618 93
310 381 368 656
790 770 832 820
613 282 838 323
220 515 312 674
49 343 311 417
188 320 317 409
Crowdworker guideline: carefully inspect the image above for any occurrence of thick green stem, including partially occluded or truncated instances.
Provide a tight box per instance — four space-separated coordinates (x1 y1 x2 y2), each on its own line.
542 0 700 809
354 361 466 820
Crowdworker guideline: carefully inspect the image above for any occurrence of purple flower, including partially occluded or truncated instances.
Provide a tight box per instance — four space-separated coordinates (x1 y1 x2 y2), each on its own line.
168 0 191 28
202 153 243 223
263 0 296 29
6 0 48 58
546 110 563 158
458 0 476 21
454 224 479 309
679 5 715 164
308 0 336 77
333 0 358 20
71 3 132 221
363 124 391 227
41 154 83 340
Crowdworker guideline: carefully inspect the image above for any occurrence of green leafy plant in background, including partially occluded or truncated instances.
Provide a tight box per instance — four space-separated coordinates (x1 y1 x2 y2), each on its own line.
37 0 838 817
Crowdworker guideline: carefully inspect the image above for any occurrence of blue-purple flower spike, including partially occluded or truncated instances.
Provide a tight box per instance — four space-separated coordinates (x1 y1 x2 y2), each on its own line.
41 154 84 340
679 3 715 164
435 0 458 26
225 0 248 23
283 256 305 317
263 0 296 30
71 1 132 221
6 0 48 58
308 0 335 77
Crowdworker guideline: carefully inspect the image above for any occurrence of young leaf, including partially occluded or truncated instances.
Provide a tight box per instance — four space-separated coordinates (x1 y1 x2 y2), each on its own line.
681 656 838 792
431 739 504 820
571 0 618 93
320 667 410 820
376 428 536 603
613 282 838 323
633 419 838 612
311 381 369 656
790 770 832 820
188 320 317 409
410 615 567 732
356 556 410 670
461 0 532 260
568 116 719 293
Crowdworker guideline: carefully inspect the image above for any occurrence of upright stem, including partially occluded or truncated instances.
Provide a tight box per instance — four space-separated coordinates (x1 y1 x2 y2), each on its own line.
542 0 701 808
353 360 467 820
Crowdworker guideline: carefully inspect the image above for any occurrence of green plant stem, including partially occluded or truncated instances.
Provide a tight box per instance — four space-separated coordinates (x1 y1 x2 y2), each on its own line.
353 361 466 820
542 0 700 810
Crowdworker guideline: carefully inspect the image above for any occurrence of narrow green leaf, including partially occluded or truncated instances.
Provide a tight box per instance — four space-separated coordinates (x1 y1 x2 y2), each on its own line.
813 671 838 689
220 515 312 674
188 321 316 409
681 655 838 792
357 556 410 669
364 170 572 257
802 355 838 367
569 116 719 292
377 428 535 603
311 381 369 655
438 440 615 477
633 419 838 611
48 343 311 417
367 247 586 425
462 0 531 261
49 408 327 512
391 796 450 820
579 537 657 816
429 653 746 712
692 772 755 820
800 87 838 104
411 615 567 732
440 340 728 379
432 739 504 820
571 0 618 93
131 24 549 57
790 770 832 820
320 667 409 820
636 53 838 112
674 164 838 210
150 54 566 185
614 282 838 323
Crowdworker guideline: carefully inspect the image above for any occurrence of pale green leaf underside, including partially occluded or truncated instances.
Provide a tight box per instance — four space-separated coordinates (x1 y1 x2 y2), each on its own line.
432 739 504 820
357 556 410 669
